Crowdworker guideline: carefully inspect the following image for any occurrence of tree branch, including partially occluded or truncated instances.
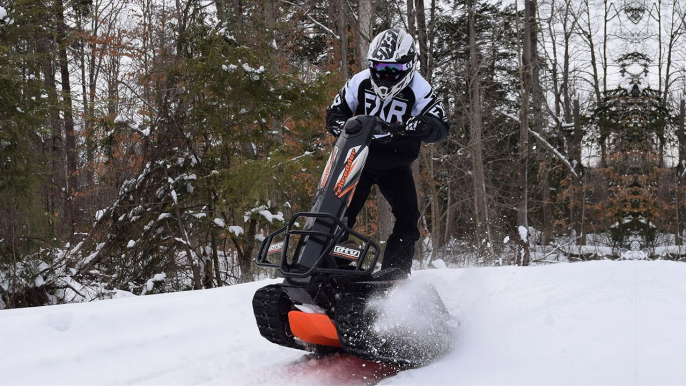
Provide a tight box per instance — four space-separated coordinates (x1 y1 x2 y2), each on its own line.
280 0 340 40
498 110 580 181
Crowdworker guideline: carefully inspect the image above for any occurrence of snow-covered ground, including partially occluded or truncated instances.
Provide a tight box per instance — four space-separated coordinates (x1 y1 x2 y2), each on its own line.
2 260 685 385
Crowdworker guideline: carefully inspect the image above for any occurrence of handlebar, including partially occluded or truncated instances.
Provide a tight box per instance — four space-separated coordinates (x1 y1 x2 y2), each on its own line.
326 116 404 141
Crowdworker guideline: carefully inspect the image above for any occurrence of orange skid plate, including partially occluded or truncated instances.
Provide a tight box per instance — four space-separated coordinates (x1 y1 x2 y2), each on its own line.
288 310 341 347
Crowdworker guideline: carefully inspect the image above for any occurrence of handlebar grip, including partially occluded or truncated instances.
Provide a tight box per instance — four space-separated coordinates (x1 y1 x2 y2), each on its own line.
376 119 404 136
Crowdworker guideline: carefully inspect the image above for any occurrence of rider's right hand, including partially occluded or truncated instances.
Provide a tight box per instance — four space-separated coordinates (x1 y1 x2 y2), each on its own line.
386 121 404 134
326 119 346 137
376 118 403 136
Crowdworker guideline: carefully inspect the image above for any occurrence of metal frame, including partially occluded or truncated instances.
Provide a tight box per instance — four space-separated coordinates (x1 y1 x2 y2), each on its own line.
256 211 380 277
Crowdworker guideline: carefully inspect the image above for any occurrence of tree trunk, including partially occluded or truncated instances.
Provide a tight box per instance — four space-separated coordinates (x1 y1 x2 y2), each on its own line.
414 0 429 77
581 0 602 105
407 0 416 38
38 4 65 238
337 0 348 79
572 99 585 244
56 0 77 240
467 0 492 259
357 0 373 67
75 11 94 190
215 0 227 23
517 0 532 266
678 100 685 246
203 253 214 289
208 191 222 286
529 0 552 245
680 100 686 172
236 217 258 283
424 148 440 265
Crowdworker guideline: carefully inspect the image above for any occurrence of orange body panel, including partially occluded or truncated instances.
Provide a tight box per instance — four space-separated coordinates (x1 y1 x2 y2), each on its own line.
288 310 341 347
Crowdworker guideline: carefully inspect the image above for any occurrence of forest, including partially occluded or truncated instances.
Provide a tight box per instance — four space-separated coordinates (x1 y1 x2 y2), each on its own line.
0 0 685 308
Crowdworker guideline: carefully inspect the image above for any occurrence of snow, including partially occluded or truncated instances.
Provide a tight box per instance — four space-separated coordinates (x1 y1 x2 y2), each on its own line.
222 64 237 72
260 209 284 222
560 245 615 257
244 205 284 223
213 217 226 227
621 250 648 260
653 245 686 257
430 259 446 269
228 225 244 236
518 225 528 242
141 273 167 295
1 261 686 385
242 63 265 74
295 303 327 314
0 6 6 21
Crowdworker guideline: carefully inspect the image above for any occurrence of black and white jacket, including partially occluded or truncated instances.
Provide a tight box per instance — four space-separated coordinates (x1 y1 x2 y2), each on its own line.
326 69 450 170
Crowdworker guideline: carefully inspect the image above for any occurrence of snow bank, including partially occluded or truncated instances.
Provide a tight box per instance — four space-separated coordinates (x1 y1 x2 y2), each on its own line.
1 262 686 385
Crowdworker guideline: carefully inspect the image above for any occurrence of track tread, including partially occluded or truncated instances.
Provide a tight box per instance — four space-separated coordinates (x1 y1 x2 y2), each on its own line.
253 284 341 355
252 284 302 350
333 283 452 367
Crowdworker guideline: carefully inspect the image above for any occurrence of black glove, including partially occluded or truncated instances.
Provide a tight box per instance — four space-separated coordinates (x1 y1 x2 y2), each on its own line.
386 121 404 134
326 119 346 137
398 116 428 137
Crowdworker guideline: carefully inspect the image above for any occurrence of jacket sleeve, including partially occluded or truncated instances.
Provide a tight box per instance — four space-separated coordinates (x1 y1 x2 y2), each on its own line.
326 82 356 129
419 114 449 143
412 85 450 144
326 97 351 129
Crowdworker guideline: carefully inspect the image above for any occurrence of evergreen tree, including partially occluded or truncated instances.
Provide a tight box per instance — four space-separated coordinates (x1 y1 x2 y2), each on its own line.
0 0 56 308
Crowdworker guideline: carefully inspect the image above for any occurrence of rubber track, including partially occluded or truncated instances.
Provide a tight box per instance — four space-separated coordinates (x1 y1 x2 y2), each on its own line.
334 290 409 365
334 286 452 367
252 284 302 350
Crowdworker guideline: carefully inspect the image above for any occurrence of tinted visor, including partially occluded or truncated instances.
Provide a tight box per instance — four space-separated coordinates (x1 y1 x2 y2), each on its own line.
373 62 406 73
371 61 409 81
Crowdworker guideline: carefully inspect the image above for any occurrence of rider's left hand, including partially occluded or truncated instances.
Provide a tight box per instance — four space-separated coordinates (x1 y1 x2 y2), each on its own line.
398 116 427 137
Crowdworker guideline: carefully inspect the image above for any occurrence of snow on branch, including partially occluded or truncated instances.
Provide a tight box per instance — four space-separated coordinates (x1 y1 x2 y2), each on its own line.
527 128 580 181
281 0 339 40
497 110 580 181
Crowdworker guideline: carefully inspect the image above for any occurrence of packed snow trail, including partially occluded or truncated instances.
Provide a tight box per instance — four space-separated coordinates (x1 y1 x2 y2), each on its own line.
1 260 685 385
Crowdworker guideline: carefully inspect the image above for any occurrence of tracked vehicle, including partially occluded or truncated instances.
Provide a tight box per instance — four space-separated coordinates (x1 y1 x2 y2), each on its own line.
252 116 452 366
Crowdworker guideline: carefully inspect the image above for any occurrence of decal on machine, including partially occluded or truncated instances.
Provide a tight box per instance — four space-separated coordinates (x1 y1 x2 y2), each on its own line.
332 245 361 261
333 145 368 199
267 241 284 255
319 146 339 190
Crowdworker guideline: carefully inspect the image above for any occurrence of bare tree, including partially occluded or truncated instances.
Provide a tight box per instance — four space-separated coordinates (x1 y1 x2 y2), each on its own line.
574 0 603 105
466 0 493 258
358 0 373 62
515 0 532 265
654 0 686 102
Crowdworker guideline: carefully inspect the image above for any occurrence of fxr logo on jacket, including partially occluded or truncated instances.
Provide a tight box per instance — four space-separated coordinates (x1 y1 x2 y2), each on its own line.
363 91 408 123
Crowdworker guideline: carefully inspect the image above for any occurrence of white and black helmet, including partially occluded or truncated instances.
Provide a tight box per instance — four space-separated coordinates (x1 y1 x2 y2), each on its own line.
367 28 418 101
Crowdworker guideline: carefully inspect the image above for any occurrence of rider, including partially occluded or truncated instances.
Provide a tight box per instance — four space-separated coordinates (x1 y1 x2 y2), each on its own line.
325 28 449 275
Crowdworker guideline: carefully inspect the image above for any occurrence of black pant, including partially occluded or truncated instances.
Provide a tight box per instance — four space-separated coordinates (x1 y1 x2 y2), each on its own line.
345 165 420 273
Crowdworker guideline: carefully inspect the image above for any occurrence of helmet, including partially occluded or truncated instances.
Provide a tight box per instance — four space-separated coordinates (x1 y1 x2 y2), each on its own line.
367 28 418 101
